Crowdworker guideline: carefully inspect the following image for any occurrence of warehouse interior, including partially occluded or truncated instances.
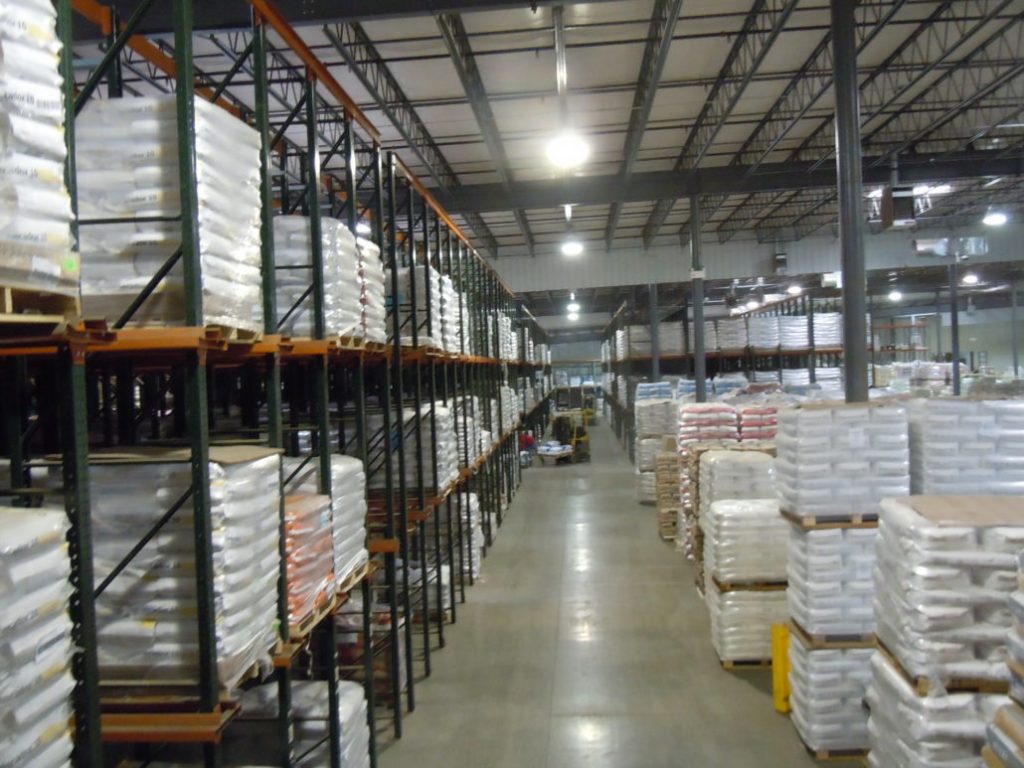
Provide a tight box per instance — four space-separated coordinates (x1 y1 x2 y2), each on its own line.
1 1 1024 767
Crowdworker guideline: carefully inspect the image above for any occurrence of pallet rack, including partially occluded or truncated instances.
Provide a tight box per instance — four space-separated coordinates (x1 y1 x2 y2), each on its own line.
0 1 542 766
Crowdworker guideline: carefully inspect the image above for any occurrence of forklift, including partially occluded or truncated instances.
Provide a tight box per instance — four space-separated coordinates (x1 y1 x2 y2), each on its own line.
550 410 590 464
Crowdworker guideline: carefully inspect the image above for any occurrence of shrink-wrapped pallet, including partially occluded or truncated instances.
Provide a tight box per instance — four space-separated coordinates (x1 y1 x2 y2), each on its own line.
909 399 1024 496
697 450 775 521
788 526 877 636
88 448 280 690
626 324 651 357
702 499 787 584
678 403 738 445
635 381 674 401
0 0 77 298
748 316 780 350
635 398 675 438
712 373 747 398
274 216 362 338
707 582 787 662
660 321 685 355
283 455 369 587
635 437 660 472
358 238 387 343
875 496 1024 683
77 97 263 332
738 403 779 441
716 318 748 352
284 494 335 624
789 639 874 752
635 470 656 504
775 402 909 519
813 311 843 347
867 651 1006 768
780 315 810 350
225 680 370 768
0 507 74 768
687 319 717 353
440 274 461 353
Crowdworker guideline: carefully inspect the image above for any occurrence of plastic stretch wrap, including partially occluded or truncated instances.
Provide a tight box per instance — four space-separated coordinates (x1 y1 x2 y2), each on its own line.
697 450 775 521
875 497 1024 683
659 322 685 355
626 324 651 357
909 399 1024 496
678 403 738 445
775 403 909 517
748 316 780 350
788 526 877 635
707 582 787 661
614 328 627 360
635 471 656 504
455 395 484 465
813 312 843 347
0 0 77 297
77 97 263 331
687 320 718 353
274 216 361 338
780 316 810 350
716 318 748 352
439 274 462 353
635 382 674 401
0 507 73 768
634 398 676 438
283 455 368 586
867 651 1005 768
284 494 335 623
446 492 484 579
738 404 779 441
88 452 280 690
635 437 660 472
789 640 874 752
702 499 787 583
357 237 387 344
713 374 748 398
224 680 370 768
387 265 441 348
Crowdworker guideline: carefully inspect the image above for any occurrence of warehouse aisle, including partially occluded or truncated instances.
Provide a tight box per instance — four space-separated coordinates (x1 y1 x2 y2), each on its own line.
379 422 820 768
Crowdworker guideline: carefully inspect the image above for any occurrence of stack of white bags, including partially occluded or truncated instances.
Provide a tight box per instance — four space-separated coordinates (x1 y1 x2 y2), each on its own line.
0 0 77 298
748 316 780 350
707 585 787 663
697 451 776 522
455 395 483 465
0 507 74 768
660 322 685 355
678 403 739 445
387 266 441 348
779 316 810 350
812 312 843 347
738 404 779 441
985 553 1024 766
909 399 1024 495
716 318 748 352
702 498 787 585
274 216 361 338
358 238 387 343
78 97 263 332
626 324 651 357
614 328 627 360
635 398 676 438
89 449 280 690
440 275 462 353
687 320 718 353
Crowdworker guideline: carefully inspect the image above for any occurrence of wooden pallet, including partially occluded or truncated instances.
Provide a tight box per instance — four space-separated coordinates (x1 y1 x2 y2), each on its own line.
876 639 1009 696
781 507 879 530
800 740 868 763
719 657 772 670
712 576 787 593
336 333 366 352
205 323 263 343
289 592 339 640
0 284 79 337
335 560 372 596
788 619 875 650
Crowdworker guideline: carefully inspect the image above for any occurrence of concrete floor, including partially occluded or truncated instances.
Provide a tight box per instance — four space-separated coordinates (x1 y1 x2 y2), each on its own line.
379 421 823 768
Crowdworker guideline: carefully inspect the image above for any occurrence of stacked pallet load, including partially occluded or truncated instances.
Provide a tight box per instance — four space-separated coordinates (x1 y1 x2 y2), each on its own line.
675 404 738 562
387 265 441 348
455 395 484 465
626 324 651 357
77 96 263 333
225 680 371 768
984 552 1024 767
748 316 780 351
716 318 748 352
779 315 810 350
777 402 910 758
634 392 676 505
0 508 74 767
274 215 362 338
283 455 369 587
459 492 484 580
738 403 779 441
0 0 79 311
440 274 461 352
89 447 281 690
655 442 682 541
660 320 685 355
868 496 1023 767
687 319 718 354
358 237 387 344
284 494 336 631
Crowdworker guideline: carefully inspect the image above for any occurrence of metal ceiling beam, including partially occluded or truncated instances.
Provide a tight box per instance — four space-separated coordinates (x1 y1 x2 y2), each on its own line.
324 21 500 257
439 151 1024 213
703 0 906 242
552 5 569 124
639 0 799 248
436 13 535 256
603 0 684 250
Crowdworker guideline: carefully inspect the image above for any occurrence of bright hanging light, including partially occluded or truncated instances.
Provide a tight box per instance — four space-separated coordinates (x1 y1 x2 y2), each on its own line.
983 210 1008 226
546 132 590 170
355 221 372 235
888 289 903 302
745 299 760 310
567 312 579 322
561 238 584 257
961 272 979 286
567 301 580 313
929 184 952 195
786 284 802 296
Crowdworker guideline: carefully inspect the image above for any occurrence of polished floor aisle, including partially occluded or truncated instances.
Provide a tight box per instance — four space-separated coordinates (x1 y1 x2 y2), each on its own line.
379 421 822 768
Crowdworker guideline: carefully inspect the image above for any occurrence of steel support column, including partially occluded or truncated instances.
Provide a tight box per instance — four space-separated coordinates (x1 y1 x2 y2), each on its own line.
649 282 660 381
690 195 706 402
830 0 868 403
1012 282 1020 379
949 263 962 396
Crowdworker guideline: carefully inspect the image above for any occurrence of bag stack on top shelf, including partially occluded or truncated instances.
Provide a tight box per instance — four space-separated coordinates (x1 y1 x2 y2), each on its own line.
0 0 78 305
779 316 810 350
0 507 74 768
455 395 484 466
439 274 461 353
869 496 1024 768
984 551 1024 768
358 237 387 344
675 403 738 563
273 215 361 339
716 318 748 352
78 96 263 333
614 328 627 360
626 324 651 357
660 321 685 355
225 680 370 768
88 448 281 691
283 455 369 588
748 316 780 351
812 311 843 347
387 265 441 348
687 320 718 354
698 450 783 663
776 402 910 757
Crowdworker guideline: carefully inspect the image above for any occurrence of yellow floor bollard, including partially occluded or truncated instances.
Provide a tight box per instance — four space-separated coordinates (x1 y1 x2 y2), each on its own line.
771 623 791 714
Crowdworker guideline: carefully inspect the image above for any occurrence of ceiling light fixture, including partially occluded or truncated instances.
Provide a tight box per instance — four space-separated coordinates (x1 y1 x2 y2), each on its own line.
561 237 584 257
745 298 760 310
961 272 979 286
567 312 579 322
888 289 903 302
787 284 802 296
546 132 590 170
356 221 372 235
983 210 1008 227
983 177 1004 188
567 301 580 313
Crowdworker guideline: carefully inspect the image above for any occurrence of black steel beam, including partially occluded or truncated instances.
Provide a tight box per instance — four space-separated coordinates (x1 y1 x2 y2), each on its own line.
439 151 1024 214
